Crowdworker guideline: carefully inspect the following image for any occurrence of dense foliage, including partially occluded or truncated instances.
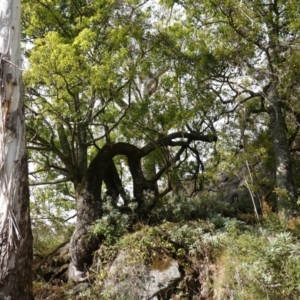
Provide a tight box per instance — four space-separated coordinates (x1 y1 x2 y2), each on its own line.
22 0 300 298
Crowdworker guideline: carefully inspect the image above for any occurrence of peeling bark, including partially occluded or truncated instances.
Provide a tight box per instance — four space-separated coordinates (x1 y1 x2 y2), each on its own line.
0 0 33 299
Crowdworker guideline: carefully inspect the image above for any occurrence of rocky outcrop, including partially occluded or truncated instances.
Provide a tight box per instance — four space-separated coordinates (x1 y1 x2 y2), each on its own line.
204 171 263 214
32 225 223 300
102 250 181 299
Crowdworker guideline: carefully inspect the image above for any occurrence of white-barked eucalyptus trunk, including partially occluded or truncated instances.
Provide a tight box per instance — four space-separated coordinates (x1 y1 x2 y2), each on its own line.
0 0 33 299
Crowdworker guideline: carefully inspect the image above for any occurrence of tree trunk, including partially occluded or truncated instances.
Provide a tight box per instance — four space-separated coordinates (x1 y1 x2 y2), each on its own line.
68 136 216 281
0 0 33 299
68 145 109 281
267 81 296 214
68 143 157 281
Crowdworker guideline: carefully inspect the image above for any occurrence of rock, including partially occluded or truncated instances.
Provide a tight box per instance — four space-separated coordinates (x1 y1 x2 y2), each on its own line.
147 253 181 299
205 172 262 214
102 250 181 299
70 282 90 296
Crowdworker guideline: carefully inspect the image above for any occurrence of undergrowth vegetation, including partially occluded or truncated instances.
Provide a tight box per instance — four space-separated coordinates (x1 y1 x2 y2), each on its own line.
58 198 300 300
217 230 300 300
33 193 300 300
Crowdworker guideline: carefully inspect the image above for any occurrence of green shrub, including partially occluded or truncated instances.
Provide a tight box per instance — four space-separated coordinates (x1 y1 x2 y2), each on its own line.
91 197 134 244
150 192 233 223
216 230 300 300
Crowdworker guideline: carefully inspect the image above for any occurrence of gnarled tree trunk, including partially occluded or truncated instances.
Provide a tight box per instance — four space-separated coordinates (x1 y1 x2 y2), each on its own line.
68 133 217 281
68 143 154 281
0 0 33 299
